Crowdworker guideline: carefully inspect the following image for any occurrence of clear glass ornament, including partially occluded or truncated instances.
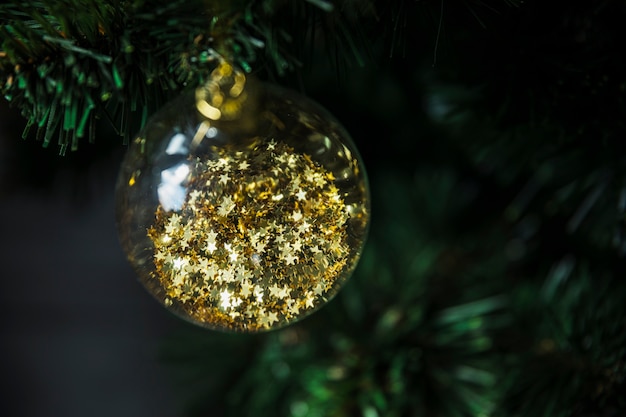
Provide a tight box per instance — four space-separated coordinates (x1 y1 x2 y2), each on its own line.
115 63 370 332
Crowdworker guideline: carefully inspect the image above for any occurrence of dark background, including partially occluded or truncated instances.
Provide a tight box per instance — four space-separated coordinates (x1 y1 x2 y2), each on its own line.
0 100 180 416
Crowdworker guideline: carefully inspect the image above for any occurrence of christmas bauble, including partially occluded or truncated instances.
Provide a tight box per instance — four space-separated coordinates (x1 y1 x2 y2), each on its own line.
115 63 369 332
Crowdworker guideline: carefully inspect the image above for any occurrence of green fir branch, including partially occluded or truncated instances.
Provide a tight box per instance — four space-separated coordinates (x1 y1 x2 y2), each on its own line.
0 0 527 153
1 0 221 153
501 263 626 417
0 0 374 153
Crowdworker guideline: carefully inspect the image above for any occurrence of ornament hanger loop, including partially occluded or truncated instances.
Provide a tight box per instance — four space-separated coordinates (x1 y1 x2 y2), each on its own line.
195 59 248 121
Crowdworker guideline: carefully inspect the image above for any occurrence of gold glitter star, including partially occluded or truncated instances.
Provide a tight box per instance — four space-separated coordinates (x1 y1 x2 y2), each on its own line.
235 266 251 282
172 257 188 270
205 231 218 252
216 158 229 170
260 311 279 327
297 222 311 234
304 292 315 309
198 257 209 270
162 252 174 266
204 263 219 281
253 241 266 253
267 311 278 325
288 301 300 315
287 154 298 168
254 285 264 302
188 190 202 205
220 289 232 309
221 269 235 283
240 280 253 298
284 253 298 265
164 222 177 235
295 189 307 201
205 241 217 253
313 283 324 296
269 284 282 299
279 285 290 299
218 196 235 216
245 304 256 318
291 210 303 222
206 230 218 242
291 240 303 252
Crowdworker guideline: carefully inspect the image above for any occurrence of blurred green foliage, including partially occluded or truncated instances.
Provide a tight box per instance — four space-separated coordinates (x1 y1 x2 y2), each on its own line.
2 0 625 416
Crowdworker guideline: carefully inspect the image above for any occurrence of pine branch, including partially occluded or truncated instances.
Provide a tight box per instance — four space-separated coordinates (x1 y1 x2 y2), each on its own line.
0 0 375 153
1 0 225 153
500 263 626 417
0 0 529 154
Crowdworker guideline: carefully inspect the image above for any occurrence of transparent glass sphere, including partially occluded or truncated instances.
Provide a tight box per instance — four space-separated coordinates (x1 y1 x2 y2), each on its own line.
115 79 370 332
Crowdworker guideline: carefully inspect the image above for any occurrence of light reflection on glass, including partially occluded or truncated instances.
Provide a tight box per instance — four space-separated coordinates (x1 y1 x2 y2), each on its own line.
206 126 218 138
157 162 190 211
165 133 189 155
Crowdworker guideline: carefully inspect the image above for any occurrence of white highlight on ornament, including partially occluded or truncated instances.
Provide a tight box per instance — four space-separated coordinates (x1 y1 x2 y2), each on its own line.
165 133 189 155
157 162 190 211
251 253 262 266
206 127 218 138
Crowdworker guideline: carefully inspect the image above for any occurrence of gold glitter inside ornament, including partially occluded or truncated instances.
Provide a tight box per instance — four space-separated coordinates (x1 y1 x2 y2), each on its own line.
115 63 369 332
